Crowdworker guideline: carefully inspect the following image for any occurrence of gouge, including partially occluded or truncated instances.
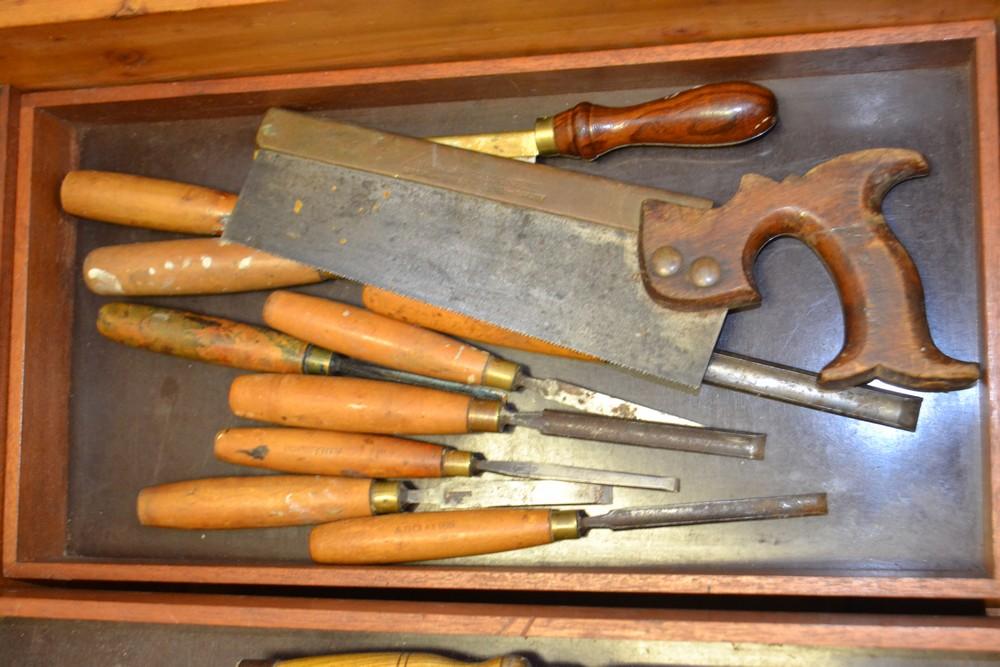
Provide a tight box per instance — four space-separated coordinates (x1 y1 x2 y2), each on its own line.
238 653 530 667
137 475 614 529
309 493 828 564
97 301 695 423
214 427 676 491
229 374 764 459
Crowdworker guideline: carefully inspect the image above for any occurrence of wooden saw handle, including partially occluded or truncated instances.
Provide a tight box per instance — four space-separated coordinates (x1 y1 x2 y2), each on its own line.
310 509 567 564
136 475 385 529
264 291 509 388
83 238 326 295
229 374 501 434
240 653 530 667
97 302 311 373
639 148 980 391
62 171 235 235
215 427 459 478
548 82 777 159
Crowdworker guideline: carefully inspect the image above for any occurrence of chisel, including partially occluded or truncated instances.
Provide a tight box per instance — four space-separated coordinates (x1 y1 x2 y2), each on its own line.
309 493 828 564
214 427 676 491
238 653 530 667
228 374 764 459
137 475 614 530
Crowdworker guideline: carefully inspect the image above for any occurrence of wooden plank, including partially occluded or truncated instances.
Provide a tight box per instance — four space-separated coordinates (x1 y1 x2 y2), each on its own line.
0 0 275 29
0 0 997 90
2 588 1000 651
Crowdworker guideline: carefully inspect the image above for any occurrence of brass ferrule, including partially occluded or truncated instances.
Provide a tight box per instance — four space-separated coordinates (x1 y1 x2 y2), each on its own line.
549 510 581 541
466 399 503 432
481 357 520 390
301 345 336 375
534 116 557 156
369 480 403 514
441 449 475 477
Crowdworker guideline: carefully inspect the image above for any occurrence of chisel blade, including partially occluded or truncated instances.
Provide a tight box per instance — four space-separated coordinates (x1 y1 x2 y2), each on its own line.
225 141 724 390
404 479 612 509
474 460 679 492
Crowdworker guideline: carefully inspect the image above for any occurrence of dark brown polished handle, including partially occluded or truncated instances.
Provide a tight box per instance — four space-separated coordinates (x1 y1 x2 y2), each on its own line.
640 148 980 392
548 82 777 159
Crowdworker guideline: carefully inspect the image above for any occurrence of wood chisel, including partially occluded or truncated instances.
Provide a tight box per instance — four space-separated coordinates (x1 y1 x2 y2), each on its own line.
213 427 676 490
308 493 828 564
228 374 764 459
137 475 615 530
219 110 976 392
96 301 693 422
238 653 530 667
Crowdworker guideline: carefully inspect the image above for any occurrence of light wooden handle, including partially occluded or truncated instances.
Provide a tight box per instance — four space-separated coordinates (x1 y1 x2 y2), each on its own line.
136 475 381 529
310 509 557 563
248 653 530 667
62 171 236 235
215 427 453 478
361 286 596 361
83 238 326 295
264 291 495 385
229 374 497 434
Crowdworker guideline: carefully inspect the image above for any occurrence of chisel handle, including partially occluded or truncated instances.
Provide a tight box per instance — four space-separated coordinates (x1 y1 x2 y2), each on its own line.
239 653 529 667
83 238 326 295
62 171 236 235
264 291 519 390
546 82 776 159
137 475 401 529
215 427 474 478
310 508 578 564
229 374 503 434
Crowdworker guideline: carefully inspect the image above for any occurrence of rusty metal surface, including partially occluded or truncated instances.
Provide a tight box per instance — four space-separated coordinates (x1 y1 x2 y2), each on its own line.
66 65 983 574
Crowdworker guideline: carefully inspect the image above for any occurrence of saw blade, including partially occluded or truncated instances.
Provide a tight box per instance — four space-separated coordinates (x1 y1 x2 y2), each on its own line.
225 150 724 389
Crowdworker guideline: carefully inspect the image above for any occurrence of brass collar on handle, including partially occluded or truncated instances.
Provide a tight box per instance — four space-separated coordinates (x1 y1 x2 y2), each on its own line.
466 399 503 432
534 116 558 156
369 480 404 514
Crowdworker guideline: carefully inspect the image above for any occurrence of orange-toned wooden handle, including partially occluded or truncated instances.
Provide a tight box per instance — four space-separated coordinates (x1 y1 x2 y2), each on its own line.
215 427 450 478
137 475 377 529
310 509 556 563
264 291 493 385
255 653 530 667
229 374 486 434
83 238 327 295
361 286 597 361
97 302 309 373
62 171 236 235
549 82 777 159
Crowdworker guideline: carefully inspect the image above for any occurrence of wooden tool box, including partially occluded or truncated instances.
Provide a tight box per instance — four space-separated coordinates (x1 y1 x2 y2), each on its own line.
1 2 1000 656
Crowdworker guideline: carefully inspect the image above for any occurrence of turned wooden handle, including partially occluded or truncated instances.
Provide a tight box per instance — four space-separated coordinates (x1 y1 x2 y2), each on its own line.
137 475 380 529
97 302 310 373
245 653 530 667
264 291 496 386
360 286 596 361
640 148 980 391
215 427 452 478
61 171 236 235
310 509 557 564
229 374 495 434
83 237 327 295
548 82 777 159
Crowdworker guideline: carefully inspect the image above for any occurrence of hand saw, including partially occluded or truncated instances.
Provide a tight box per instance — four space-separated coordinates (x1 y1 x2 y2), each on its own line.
222 109 979 392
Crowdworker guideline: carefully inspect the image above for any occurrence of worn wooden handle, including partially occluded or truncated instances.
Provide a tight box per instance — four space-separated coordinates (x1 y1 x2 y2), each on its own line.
215 427 451 478
640 148 980 391
229 374 486 434
97 302 310 373
83 237 327 295
247 652 530 667
360 286 595 361
137 475 378 529
310 509 556 563
264 291 495 386
549 82 777 159
61 171 236 235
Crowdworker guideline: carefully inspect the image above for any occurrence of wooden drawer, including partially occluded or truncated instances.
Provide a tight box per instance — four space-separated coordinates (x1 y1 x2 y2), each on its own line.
2 21 998 598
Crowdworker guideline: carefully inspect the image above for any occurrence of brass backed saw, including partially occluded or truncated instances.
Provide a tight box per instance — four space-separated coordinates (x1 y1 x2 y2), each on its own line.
222 109 978 392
